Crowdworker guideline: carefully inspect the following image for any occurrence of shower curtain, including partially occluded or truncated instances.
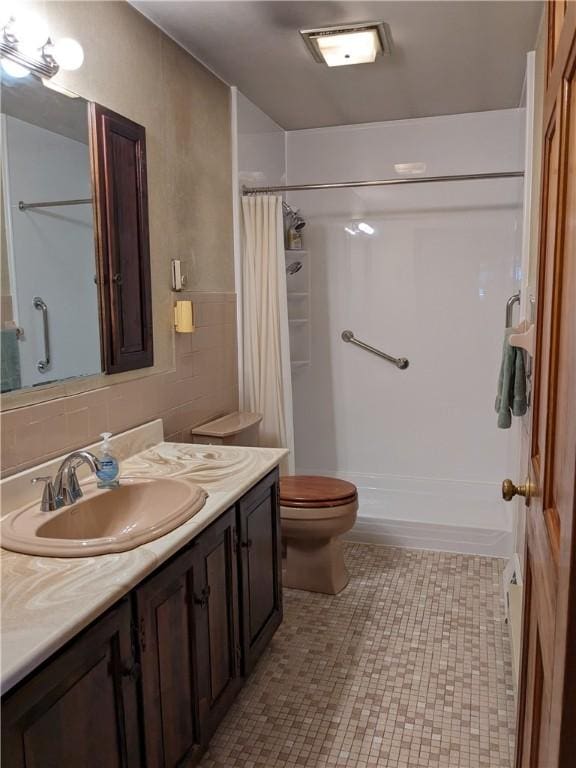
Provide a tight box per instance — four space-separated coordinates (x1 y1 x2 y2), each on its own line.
241 194 295 473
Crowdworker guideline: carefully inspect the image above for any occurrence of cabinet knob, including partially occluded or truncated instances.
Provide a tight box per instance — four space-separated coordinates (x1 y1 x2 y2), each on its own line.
194 586 211 608
241 539 253 549
121 661 141 681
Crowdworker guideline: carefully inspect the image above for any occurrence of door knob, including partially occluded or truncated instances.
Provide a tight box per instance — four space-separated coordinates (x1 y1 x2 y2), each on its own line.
502 478 536 502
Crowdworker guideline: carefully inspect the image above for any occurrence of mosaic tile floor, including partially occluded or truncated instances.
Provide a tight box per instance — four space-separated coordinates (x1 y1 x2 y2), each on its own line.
199 543 516 768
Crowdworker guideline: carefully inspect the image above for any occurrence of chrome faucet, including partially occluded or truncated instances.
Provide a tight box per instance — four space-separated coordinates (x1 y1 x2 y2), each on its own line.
54 451 102 506
31 451 102 511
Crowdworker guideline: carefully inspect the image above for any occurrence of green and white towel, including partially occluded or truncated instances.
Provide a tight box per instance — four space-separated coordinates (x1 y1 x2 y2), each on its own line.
1 327 21 393
495 328 527 429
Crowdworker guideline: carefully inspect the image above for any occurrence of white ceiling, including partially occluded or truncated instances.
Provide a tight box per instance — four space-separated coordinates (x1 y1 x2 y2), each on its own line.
133 1 542 130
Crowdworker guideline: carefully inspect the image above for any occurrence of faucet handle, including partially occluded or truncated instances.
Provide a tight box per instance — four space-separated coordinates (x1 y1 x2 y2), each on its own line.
54 465 83 505
31 476 60 512
67 467 83 502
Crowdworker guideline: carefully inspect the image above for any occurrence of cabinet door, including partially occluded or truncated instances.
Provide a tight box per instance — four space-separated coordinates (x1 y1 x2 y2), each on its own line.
193 508 242 741
237 468 282 674
89 103 153 374
134 549 202 768
1 601 140 768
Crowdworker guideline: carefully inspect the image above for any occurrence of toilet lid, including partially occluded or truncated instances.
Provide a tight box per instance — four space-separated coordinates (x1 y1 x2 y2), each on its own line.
280 476 358 509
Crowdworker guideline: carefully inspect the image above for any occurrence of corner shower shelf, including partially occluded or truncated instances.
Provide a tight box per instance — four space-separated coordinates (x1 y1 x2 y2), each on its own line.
286 250 311 368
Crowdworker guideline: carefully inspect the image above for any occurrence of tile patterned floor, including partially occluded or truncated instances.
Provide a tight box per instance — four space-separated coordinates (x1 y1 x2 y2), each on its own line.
199 544 516 768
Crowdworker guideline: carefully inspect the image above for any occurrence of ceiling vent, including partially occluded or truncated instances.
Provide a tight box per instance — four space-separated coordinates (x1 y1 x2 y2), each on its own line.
300 22 391 67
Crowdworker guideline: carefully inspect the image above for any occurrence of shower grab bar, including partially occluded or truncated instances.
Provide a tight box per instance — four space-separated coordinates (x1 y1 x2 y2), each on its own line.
341 330 409 370
505 291 521 328
33 296 50 372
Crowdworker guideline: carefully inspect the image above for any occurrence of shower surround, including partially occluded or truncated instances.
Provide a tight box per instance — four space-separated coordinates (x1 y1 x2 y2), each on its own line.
235 95 525 557
286 110 525 556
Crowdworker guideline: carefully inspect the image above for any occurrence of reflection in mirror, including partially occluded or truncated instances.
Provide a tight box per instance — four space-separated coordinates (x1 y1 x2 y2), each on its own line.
1 74 101 394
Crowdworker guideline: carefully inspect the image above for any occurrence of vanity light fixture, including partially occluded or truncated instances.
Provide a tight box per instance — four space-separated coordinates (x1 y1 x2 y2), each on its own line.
0 10 84 80
300 22 391 67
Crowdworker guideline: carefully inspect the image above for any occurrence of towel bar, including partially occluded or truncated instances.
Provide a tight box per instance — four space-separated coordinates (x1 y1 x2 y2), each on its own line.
505 292 521 328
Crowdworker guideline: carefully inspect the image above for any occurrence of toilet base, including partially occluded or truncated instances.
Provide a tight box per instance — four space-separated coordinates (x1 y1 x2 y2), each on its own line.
283 535 350 595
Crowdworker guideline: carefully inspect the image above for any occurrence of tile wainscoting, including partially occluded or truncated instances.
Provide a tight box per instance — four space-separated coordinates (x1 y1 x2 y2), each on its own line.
0 292 238 476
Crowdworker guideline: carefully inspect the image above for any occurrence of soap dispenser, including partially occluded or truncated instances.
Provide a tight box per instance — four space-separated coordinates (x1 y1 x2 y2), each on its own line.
96 433 120 489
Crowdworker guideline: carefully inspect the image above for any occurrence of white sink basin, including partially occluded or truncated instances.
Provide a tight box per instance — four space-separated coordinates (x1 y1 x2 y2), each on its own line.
1 476 208 557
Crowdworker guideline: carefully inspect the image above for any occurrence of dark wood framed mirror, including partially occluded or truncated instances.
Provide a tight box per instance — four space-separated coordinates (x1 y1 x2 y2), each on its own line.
0 78 153 398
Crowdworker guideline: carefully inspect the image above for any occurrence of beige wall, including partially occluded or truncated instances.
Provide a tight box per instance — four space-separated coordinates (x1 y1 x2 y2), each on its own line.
0 1 238 473
1 292 238 475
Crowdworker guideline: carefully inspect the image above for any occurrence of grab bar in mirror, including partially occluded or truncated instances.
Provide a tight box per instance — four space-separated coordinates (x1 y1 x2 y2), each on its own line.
341 330 409 370
505 291 520 328
33 296 50 372
19 198 92 211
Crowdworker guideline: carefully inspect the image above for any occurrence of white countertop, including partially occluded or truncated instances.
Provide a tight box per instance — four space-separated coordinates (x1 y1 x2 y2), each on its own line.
1 437 286 694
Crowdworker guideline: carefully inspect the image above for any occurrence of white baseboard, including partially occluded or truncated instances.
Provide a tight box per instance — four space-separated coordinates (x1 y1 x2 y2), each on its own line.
344 515 513 557
503 553 523 692
507 582 523 692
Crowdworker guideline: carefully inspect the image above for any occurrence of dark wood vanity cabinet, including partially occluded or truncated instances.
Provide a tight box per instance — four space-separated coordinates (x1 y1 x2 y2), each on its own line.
192 508 243 741
1 600 141 768
134 506 242 767
134 548 202 768
237 470 283 675
1 469 282 768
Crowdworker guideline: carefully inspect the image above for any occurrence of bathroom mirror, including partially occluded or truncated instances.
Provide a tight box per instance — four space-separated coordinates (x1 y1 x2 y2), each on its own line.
1 74 101 393
1 74 153 396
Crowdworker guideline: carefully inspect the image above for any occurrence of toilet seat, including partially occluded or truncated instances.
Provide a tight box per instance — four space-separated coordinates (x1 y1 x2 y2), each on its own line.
280 476 357 509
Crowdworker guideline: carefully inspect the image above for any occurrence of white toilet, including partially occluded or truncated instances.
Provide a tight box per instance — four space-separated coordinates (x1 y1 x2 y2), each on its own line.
280 476 358 595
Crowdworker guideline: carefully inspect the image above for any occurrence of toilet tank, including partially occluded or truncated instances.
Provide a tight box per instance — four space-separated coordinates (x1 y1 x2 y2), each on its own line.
189 411 262 446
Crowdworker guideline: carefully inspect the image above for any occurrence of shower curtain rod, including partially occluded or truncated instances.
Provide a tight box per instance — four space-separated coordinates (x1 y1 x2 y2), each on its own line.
242 171 524 194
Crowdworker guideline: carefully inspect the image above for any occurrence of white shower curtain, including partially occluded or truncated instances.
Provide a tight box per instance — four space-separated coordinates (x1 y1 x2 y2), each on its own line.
241 194 295 473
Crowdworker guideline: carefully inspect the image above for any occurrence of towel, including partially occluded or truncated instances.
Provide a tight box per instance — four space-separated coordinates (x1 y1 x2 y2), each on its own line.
0 327 21 393
495 329 528 428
